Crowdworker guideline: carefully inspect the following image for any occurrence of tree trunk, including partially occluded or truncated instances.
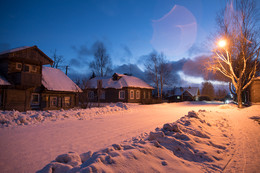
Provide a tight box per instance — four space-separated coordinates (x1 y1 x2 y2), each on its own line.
157 84 160 98
237 88 243 108
160 79 163 99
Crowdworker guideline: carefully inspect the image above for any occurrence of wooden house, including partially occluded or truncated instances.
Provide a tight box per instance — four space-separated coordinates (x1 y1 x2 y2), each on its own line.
84 73 154 104
0 46 82 111
168 87 200 102
249 77 260 104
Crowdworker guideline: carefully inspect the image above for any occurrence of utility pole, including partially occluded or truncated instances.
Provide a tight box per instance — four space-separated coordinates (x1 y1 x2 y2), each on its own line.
65 65 69 75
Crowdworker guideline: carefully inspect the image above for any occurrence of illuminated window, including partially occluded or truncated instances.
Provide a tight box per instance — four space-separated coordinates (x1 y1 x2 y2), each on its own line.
16 63 22 71
50 96 58 107
64 97 71 106
119 90 125 99
136 90 140 99
177 96 180 99
130 90 134 99
143 91 146 99
31 65 37 72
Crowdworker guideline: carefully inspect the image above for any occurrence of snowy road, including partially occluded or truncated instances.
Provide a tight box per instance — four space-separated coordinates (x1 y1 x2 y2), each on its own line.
0 102 260 173
223 106 260 173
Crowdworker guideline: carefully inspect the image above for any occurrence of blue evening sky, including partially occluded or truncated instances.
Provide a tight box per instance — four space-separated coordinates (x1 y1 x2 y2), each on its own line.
0 0 228 76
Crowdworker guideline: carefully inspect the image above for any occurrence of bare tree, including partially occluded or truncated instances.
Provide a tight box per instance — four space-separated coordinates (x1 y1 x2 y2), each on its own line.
145 51 173 99
89 42 112 77
158 53 173 98
51 49 63 69
209 0 260 108
215 88 228 100
201 81 215 100
145 51 160 98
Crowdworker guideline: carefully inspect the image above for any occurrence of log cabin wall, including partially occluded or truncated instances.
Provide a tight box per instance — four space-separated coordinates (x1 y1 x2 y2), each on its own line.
0 46 83 111
3 89 31 111
40 92 78 110
84 88 153 104
250 79 260 103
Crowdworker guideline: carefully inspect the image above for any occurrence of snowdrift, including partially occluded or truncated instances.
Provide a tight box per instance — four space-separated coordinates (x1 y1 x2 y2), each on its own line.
38 110 232 173
0 103 130 127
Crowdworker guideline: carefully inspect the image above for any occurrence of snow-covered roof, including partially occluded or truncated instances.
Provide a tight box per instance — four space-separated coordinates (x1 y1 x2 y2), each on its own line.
42 67 82 92
86 73 154 89
0 75 10 85
0 46 31 55
173 87 199 97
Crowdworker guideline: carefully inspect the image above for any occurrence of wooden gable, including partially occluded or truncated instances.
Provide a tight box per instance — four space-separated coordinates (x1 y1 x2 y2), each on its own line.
0 46 53 65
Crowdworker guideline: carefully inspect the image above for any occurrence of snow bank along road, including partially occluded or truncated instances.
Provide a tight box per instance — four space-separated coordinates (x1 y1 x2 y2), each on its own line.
0 102 259 172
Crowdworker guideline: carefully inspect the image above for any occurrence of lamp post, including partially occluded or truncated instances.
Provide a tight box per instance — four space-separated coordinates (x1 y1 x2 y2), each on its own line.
218 39 227 48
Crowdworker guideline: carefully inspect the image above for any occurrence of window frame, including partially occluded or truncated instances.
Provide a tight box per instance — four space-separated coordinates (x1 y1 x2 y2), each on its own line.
16 62 22 71
50 96 58 107
24 64 30 72
31 65 37 73
119 90 125 100
130 90 134 99
64 96 71 107
136 90 140 99
31 93 40 106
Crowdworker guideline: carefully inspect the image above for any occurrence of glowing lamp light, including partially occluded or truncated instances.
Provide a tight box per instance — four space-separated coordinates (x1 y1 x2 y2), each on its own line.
218 40 227 48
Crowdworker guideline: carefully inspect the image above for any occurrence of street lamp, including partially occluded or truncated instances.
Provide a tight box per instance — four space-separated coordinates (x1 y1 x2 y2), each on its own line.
218 39 227 48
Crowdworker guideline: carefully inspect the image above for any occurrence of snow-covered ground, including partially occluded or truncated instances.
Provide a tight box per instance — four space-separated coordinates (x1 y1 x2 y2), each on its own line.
0 102 259 173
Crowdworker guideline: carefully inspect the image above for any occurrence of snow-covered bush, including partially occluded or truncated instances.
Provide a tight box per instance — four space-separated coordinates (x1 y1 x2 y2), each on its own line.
0 103 130 127
38 110 231 173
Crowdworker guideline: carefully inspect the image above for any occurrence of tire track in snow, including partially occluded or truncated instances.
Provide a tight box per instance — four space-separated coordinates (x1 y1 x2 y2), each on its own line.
223 107 260 173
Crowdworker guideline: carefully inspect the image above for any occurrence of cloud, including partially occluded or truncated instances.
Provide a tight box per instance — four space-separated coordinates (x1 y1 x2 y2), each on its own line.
70 41 107 67
182 55 230 82
122 45 133 58
117 45 133 64
71 45 94 57
69 58 85 68
188 43 210 57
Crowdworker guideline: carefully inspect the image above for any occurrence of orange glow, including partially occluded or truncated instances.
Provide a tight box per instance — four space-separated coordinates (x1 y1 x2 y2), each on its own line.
218 40 227 48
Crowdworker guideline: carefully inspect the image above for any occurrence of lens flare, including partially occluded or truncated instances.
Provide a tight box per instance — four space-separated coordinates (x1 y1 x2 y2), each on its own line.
151 5 197 59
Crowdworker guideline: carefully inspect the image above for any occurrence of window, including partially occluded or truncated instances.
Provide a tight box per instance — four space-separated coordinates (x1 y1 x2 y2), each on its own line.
143 91 146 99
148 92 151 99
88 91 94 100
16 63 22 71
50 96 58 107
31 93 40 105
119 90 125 99
31 65 37 73
64 97 71 107
130 90 134 99
177 96 180 99
136 90 140 99
24 64 30 72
